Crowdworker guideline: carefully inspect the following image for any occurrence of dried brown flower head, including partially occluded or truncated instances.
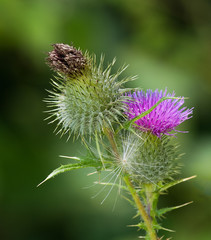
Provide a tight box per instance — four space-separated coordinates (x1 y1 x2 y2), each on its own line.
46 43 88 77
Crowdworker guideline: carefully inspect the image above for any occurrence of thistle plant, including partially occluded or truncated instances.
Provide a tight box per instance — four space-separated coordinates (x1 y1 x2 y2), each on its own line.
40 43 194 239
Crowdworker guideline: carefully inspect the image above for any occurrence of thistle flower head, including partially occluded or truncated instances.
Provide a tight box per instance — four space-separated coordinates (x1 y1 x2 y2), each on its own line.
45 43 134 138
46 43 88 77
125 89 193 137
115 130 180 184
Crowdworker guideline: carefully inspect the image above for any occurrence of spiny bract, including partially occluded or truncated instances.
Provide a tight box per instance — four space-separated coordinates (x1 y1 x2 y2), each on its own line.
46 44 135 138
119 131 181 184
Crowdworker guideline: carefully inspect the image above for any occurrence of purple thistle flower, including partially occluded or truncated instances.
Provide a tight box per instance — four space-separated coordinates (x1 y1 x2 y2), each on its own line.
125 89 193 137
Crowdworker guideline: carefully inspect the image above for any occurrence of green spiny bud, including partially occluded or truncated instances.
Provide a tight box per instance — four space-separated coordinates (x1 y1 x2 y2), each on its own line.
116 131 181 184
45 43 134 138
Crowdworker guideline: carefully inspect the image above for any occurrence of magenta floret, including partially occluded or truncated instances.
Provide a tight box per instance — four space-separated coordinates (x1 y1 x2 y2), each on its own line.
125 89 193 137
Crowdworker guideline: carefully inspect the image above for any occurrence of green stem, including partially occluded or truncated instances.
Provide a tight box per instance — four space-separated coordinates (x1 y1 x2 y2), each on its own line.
95 131 105 168
124 176 157 240
104 127 157 239
144 184 158 225
103 127 120 159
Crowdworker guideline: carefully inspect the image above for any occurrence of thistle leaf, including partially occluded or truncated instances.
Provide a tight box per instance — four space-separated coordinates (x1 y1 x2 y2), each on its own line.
59 155 80 161
158 175 196 193
157 201 193 218
37 161 101 187
128 222 146 230
156 226 175 233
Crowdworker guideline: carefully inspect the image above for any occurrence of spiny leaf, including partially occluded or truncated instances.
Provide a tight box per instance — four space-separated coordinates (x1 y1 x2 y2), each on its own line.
158 175 196 193
37 161 101 187
155 225 175 233
59 155 80 161
128 222 146 230
157 201 193 218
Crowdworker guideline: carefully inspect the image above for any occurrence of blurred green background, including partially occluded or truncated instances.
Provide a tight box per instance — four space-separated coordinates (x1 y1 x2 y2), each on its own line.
0 0 211 239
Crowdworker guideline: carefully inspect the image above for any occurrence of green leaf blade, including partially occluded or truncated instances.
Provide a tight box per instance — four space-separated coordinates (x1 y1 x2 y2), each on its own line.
158 175 196 193
157 201 193 218
37 160 101 187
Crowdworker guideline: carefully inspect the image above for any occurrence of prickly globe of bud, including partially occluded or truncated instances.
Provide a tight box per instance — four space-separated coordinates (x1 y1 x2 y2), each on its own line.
46 44 134 138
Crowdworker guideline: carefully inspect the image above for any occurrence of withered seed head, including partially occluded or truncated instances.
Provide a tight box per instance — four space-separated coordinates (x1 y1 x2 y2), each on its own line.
46 43 88 77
